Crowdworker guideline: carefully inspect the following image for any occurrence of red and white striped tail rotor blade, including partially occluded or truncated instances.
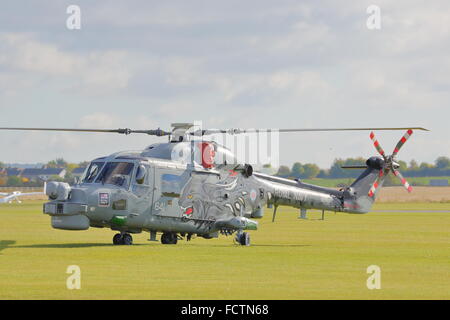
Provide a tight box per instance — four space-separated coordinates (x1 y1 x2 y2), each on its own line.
393 170 413 193
392 129 413 157
369 131 386 158
368 170 384 197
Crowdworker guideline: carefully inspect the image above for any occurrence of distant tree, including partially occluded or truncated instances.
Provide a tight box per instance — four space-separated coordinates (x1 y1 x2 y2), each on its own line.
317 169 328 178
435 156 450 169
66 163 78 173
409 159 419 170
273 155 450 184
397 160 408 171
0 161 4 169
47 158 68 168
302 163 320 179
329 158 366 179
291 162 304 179
276 165 291 178
419 162 433 169
329 159 346 178
78 161 90 167
7 176 22 187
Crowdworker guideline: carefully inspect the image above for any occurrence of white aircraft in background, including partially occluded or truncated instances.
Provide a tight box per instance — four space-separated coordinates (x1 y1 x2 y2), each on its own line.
0 184 46 204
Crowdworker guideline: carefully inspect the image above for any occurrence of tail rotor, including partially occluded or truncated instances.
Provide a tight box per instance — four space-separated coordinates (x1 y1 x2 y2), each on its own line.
367 130 414 197
367 169 384 197
392 129 414 158
369 131 386 158
392 169 413 193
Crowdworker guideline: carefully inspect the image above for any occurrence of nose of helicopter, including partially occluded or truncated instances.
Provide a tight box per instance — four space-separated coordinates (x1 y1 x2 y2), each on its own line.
43 184 90 230
68 187 88 203
43 183 89 215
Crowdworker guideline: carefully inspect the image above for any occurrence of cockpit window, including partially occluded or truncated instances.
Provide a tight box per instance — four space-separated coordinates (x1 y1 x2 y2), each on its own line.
82 162 105 183
95 162 135 189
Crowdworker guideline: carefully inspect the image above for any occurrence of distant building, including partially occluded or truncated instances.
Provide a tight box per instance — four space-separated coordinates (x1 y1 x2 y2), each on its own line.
21 168 66 181
72 167 87 178
429 179 449 187
5 168 24 177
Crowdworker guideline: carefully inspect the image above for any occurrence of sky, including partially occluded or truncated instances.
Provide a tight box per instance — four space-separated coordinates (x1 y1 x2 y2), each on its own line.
0 1 449 168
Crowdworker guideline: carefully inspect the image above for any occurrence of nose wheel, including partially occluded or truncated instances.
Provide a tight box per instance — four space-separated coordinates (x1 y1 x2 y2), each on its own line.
113 233 133 245
235 232 250 246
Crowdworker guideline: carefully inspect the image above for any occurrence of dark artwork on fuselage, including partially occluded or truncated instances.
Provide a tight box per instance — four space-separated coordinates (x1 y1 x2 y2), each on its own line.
178 171 261 220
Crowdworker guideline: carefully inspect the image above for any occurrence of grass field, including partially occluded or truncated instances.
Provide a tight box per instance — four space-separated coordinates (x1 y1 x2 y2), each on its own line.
0 200 449 300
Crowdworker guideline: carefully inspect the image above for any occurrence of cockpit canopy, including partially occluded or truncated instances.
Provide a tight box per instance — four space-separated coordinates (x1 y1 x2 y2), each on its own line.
81 161 135 189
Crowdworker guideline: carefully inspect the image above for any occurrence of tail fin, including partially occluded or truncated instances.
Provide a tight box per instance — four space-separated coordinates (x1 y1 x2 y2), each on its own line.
343 157 386 213
342 129 420 213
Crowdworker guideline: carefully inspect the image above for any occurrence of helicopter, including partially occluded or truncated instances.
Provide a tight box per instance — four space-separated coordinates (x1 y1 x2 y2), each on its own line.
0 123 428 246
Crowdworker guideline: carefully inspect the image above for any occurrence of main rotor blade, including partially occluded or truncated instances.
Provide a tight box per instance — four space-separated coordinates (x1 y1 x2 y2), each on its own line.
278 127 429 132
392 129 413 157
194 127 429 136
0 127 170 136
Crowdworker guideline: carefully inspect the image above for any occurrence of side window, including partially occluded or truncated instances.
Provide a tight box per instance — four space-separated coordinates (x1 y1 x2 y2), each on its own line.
135 165 146 185
132 164 152 197
161 173 183 198
135 164 151 186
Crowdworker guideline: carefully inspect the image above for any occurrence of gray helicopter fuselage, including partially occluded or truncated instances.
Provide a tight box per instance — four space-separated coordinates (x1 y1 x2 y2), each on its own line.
43 144 265 237
43 141 379 239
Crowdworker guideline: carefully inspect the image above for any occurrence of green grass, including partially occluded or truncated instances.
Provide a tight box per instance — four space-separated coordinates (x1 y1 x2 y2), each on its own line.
0 201 449 299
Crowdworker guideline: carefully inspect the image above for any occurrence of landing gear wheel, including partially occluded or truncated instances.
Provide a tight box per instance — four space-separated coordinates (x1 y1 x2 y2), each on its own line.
122 233 133 245
113 233 133 245
113 233 122 245
236 232 250 246
161 232 178 245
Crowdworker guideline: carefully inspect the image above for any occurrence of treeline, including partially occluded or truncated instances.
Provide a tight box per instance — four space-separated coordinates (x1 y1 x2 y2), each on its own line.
0 158 88 187
276 156 450 179
2 156 450 185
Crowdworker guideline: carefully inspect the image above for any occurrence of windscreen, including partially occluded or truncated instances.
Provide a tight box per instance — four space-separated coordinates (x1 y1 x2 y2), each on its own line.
81 162 105 183
95 162 135 188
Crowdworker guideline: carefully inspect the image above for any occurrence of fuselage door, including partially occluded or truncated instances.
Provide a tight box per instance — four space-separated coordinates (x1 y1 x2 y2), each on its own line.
153 166 188 218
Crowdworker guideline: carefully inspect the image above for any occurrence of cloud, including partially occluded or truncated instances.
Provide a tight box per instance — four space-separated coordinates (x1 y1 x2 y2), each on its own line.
0 1 449 167
0 33 133 94
79 112 120 128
